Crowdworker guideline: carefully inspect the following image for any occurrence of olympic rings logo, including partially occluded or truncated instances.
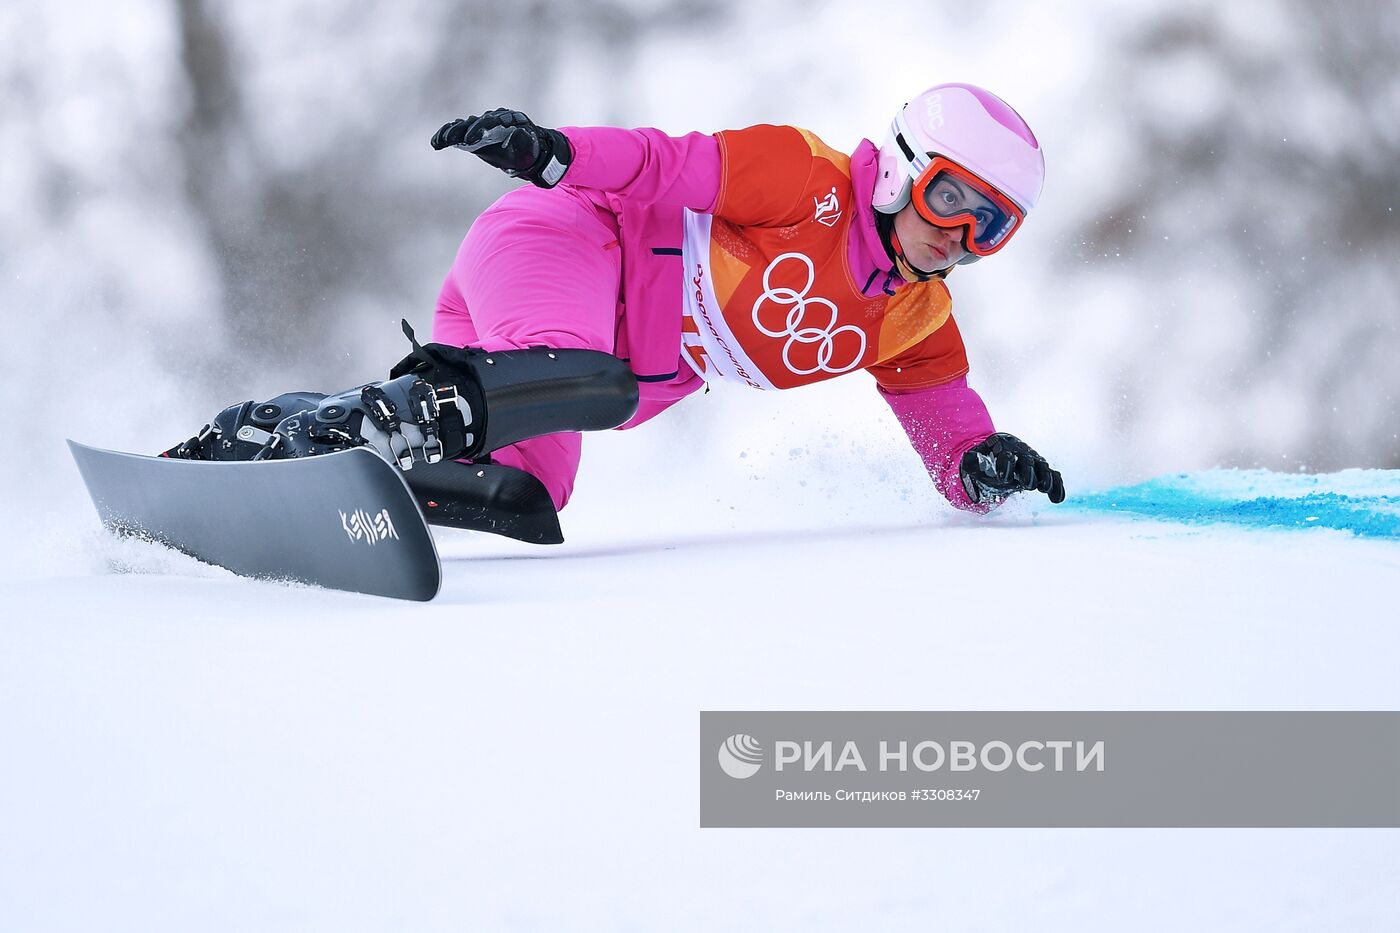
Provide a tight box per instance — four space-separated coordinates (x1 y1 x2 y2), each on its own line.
751 252 867 376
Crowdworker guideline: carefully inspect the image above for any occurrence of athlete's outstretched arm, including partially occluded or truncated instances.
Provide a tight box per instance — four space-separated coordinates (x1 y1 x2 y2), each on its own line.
558 126 721 210
878 377 997 513
879 378 1067 511
431 107 720 210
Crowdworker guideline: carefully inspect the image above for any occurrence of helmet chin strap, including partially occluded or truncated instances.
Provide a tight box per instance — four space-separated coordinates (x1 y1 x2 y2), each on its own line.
875 211 950 283
894 249 942 283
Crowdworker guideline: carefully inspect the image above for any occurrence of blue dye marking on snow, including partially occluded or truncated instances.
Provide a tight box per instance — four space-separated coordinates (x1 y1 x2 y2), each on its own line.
1068 469 1400 539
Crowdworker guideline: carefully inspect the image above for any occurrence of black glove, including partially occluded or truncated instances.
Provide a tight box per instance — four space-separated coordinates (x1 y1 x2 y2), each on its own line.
959 433 1066 505
430 108 573 188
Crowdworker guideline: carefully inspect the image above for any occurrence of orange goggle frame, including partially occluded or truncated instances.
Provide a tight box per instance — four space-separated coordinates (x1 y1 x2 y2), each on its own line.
910 156 1024 257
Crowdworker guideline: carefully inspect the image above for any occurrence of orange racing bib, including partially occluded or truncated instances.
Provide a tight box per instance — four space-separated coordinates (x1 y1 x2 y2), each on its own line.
680 124 959 391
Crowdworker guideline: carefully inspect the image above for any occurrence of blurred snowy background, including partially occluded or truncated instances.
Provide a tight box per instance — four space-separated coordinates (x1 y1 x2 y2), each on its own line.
3 0 1399 555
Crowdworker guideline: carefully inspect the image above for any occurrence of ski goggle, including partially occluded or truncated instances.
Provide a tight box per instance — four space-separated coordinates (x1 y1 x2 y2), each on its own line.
910 157 1024 257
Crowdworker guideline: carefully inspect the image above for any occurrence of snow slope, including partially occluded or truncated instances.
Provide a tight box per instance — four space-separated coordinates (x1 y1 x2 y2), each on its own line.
2 454 1399 931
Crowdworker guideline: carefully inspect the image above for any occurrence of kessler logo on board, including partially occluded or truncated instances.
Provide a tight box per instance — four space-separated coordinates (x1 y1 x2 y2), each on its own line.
340 507 399 545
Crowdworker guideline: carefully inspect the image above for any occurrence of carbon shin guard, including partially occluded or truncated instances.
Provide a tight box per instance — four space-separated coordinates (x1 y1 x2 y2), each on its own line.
390 328 639 460
467 346 639 456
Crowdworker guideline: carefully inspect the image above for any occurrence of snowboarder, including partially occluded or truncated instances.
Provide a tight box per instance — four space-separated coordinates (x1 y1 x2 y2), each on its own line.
165 82 1065 543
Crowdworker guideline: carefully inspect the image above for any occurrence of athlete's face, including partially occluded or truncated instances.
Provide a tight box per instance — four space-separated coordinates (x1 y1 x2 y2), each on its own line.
893 200 967 273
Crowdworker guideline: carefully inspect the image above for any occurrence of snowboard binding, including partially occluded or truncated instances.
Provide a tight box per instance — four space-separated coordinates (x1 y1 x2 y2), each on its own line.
270 375 472 469
160 377 465 469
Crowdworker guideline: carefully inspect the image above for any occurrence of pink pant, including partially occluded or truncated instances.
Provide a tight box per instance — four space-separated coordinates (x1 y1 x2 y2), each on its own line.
433 186 628 511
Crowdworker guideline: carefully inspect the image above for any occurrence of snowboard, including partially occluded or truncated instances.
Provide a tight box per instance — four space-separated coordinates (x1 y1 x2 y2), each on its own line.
68 440 442 601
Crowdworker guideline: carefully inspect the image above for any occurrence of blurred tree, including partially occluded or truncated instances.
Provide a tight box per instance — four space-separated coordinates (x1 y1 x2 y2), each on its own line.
1067 0 1400 469
171 0 725 384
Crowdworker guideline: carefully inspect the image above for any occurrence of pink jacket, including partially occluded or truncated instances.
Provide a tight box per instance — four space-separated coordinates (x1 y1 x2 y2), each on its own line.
557 126 996 512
